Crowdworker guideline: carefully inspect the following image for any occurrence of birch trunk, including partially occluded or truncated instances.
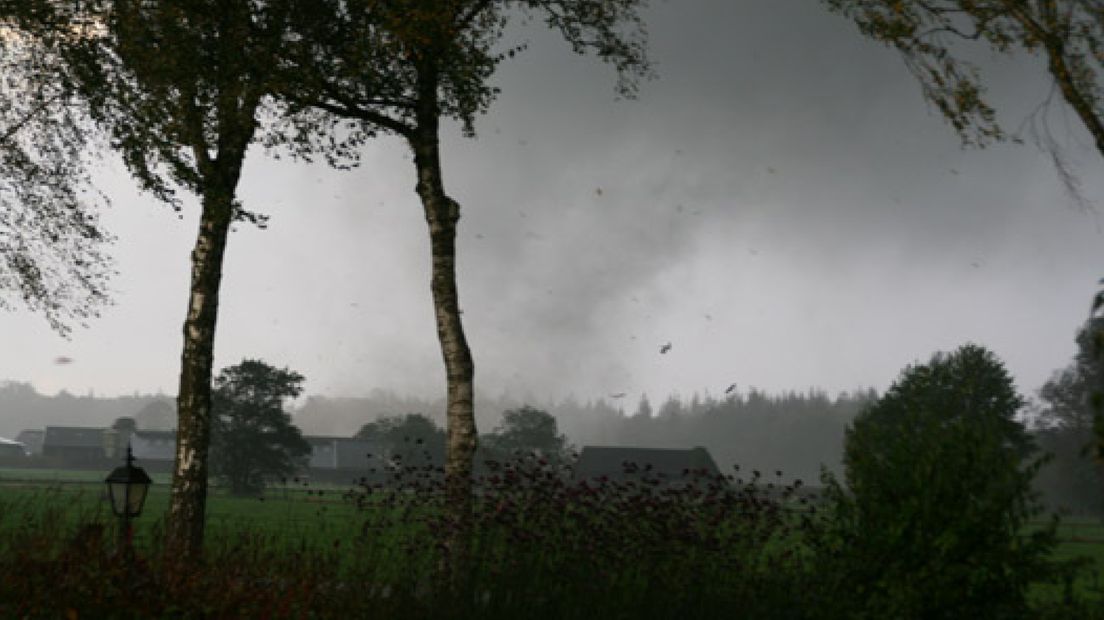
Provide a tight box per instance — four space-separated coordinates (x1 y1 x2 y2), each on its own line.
411 114 477 585
165 180 236 560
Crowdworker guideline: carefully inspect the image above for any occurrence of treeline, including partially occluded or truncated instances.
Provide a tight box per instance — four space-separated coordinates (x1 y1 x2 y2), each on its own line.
295 388 876 484
6 372 1101 516
0 379 884 485
0 379 872 484
0 381 170 439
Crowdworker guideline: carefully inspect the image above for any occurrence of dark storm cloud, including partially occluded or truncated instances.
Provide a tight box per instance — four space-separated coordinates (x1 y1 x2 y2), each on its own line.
417 0 1099 398
2 0 1101 409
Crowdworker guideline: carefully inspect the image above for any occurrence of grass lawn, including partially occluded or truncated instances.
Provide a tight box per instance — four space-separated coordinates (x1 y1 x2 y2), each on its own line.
0 471 364 552
0 466 172 484
1028 517 1104 605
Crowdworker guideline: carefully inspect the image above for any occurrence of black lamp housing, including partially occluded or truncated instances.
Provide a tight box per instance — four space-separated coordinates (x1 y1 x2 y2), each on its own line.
105 443 152 518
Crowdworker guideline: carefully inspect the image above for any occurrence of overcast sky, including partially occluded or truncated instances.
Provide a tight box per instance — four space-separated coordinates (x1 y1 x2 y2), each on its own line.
3 0 1103 409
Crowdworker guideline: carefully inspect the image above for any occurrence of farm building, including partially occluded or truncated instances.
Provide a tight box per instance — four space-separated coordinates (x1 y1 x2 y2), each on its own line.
15 430 43 455
0 437 26 457
572 445 722 487
42 426 110 464
130 430 176 462
305 436 383 470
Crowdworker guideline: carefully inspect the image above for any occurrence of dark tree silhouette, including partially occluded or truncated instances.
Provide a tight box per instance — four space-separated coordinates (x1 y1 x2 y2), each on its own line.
356 413 446 468
481 405 571 463
817 344 1055 617
210 360 310 497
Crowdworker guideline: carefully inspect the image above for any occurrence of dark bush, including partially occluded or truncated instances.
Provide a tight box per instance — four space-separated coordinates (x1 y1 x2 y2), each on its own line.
807 344 1063 619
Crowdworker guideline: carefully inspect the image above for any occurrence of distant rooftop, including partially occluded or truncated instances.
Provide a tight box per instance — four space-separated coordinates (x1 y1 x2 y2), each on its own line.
44 426 106 449
573 445 721 484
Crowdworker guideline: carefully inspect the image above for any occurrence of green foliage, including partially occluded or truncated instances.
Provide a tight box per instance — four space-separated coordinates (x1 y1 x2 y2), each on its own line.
210 359 310 496
1039 319 1104 431
278 0 654 142
356 413 446 468
1034 317 1104 515
480 405 571 464
820 1 1104 143
813 344 1060 619
62 0 301 217
0 3 114 335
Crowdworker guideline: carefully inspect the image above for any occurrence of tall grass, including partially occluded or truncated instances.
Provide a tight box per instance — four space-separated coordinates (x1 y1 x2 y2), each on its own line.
0 454 1100 618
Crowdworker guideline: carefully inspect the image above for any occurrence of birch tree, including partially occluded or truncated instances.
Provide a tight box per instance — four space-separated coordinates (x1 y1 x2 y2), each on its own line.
277 0 652 581
56 0 304 559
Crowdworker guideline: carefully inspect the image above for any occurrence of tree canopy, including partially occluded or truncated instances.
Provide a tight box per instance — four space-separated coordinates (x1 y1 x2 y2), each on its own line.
0 2 114 335
816 344 1056 617
210 359 310 496
480 405 571 463
356 413 446 468
1038 317 1104 431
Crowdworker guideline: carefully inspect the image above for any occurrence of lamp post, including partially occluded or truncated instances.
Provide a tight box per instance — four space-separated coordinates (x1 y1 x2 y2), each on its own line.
105 442 152 554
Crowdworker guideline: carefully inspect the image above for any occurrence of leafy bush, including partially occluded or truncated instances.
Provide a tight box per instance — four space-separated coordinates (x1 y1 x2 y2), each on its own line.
342 452 818 618
809 344 1060 619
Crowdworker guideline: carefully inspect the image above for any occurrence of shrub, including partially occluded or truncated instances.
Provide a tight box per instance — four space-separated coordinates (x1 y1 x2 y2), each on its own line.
809 344 1059 619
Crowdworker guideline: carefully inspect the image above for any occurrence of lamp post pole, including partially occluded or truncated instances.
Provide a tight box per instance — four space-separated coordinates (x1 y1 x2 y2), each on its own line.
120 445 134 552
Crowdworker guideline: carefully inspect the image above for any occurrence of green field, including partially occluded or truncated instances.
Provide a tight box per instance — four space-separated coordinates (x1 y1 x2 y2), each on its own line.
0 468 363 549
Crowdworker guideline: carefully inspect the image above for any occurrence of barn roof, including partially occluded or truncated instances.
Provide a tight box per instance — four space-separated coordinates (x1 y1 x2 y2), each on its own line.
44 426 106 449
572 445 721 484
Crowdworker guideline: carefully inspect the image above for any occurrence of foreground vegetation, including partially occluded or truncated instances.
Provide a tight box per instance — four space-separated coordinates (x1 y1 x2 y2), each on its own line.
1 344 1102 617
0 458 1101 619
